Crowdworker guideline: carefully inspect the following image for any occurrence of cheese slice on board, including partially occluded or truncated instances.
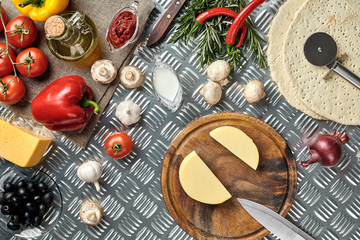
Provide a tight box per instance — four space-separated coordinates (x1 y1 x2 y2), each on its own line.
0 119 52 167
179 151 231 205
210 126 259 170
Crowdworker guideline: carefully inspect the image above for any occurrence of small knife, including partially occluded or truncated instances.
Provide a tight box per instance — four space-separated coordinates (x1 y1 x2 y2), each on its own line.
147 0 187 47
238 198 314 240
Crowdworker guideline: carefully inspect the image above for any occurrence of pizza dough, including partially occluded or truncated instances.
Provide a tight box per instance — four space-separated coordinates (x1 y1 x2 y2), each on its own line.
282 0 360 125
267 0 326 120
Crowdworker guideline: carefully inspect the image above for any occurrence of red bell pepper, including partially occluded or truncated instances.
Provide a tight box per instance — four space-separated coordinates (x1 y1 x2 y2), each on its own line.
31 75 100 131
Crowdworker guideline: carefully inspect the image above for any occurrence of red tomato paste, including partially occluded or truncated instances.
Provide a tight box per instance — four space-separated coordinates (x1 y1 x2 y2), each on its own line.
107 11 137 49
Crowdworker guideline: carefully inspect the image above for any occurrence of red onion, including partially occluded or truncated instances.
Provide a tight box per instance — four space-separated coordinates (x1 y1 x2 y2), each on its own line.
300 130 349 168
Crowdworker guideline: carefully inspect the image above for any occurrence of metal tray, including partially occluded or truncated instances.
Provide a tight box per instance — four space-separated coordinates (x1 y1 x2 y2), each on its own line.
1 0 359 239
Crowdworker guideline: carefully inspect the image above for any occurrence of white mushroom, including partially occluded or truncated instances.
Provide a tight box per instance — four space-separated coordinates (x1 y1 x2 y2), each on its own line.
199 81 222 105
115 100 141 125
120 65 143 88
91 59 117 84
207 60 231 86
243 80 266 104
79 201 102 226
77 161 103 192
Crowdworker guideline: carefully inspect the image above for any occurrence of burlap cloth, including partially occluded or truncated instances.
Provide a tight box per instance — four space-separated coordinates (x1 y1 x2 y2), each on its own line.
0 0 155 148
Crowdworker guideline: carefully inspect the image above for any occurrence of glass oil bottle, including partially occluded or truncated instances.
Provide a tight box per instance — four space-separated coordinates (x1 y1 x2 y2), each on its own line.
44 11 98 62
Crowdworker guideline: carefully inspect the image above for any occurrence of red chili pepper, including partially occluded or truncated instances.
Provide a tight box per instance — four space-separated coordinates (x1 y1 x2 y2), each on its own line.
196 7 248 49
196 7 238 23
31 75 100 131
226 0 266 54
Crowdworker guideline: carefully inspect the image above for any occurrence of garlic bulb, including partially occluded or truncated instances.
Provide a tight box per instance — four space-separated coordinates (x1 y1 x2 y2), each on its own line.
77 161 103 192
79 201 103 226
115 100 141 126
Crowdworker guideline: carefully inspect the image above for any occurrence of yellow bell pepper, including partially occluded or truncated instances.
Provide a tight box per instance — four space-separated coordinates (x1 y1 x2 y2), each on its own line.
12 0 69 22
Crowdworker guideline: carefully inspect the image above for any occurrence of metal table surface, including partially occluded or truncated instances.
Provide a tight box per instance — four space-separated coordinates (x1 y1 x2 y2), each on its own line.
1 0 360 239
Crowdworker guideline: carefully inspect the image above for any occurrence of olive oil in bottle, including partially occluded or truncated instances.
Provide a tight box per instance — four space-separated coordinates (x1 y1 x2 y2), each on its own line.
44 11 98 62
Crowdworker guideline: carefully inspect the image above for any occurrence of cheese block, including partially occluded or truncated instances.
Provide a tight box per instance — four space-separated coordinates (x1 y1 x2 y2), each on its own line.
179 151 231 205
210 126 259 170
0 119 52 167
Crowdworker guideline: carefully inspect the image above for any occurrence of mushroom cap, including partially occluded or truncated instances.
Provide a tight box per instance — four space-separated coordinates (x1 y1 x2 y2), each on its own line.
243 80 266 104
115 100 141 126
207 60 231 82
199 81 222 105
79 201 103 226
120 65 143 88
91 59 117 84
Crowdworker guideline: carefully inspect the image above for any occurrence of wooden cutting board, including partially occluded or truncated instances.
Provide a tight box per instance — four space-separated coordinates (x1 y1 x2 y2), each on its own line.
161 113 297 240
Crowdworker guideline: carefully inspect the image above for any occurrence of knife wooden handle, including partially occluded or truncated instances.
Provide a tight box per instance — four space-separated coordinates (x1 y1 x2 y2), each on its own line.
147 0 187 46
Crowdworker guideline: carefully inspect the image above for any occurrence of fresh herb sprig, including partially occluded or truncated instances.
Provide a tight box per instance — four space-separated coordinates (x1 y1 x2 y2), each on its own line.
170 0 267 71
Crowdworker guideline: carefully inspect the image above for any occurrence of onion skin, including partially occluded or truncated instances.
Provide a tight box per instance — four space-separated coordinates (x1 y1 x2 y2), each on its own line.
300 130 349 168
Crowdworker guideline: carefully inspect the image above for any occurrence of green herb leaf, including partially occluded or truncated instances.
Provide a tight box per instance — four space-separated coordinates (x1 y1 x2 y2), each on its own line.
170 0 267 71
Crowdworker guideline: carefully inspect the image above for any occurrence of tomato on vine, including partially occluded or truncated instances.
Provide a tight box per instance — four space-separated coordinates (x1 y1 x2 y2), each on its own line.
104 132 133 159
0 6 7 32
0 43 16 77
0 75 26 105
16 47 48 78
6 16 38 48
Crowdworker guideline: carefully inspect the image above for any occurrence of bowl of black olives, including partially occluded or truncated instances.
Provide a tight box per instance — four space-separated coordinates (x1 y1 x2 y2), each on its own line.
0 167 63 239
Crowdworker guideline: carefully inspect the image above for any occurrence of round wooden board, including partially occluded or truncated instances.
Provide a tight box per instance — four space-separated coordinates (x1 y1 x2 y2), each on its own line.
161 113 297 240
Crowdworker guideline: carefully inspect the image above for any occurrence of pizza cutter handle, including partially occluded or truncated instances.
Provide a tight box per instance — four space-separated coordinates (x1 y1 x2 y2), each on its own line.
330 61 360 90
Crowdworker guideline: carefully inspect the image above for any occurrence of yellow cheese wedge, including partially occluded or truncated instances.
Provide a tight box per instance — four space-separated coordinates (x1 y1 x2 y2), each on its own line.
210 126 259 170
179 151 231 205
0 120 52 167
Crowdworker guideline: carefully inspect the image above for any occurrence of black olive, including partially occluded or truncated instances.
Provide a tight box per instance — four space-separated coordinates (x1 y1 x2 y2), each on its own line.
42 192 53 207
17 187 29 198
23 211 34 225
26 201 39 214
37 182 48 194
10 215 21 225
26 181 37 195
32 215 43 227
3 182 15 193
17 180 26 189
38 203 47 216
4 192 15 204
1 205 12 215
33 195 42 204
23 195 32 204
7 221 20 231
0 191 5 205
10 195 22 208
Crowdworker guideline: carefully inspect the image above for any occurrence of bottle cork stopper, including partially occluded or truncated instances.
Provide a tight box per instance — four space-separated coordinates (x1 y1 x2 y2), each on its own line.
45 16 66 38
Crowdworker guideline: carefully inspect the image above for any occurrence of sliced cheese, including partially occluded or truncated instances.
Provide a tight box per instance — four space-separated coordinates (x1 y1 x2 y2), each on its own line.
210 126 259 170
179 151 231 205
0 119 52 167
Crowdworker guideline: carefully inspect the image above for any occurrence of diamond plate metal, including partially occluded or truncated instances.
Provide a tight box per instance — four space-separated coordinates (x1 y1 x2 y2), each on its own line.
1 0 360 239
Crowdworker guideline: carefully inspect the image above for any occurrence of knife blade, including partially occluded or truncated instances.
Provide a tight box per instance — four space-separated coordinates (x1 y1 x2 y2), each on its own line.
147 0 187 47
238 198 314 240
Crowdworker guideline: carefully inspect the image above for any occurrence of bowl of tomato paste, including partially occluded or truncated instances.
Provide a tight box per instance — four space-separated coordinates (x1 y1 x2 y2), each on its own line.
106 1 139 53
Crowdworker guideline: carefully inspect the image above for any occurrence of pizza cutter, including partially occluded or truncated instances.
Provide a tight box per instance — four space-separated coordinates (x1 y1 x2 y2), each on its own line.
304 32 360 90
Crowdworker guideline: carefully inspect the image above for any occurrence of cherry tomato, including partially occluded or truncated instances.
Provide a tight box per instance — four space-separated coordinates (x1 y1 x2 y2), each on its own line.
0 43 16 77
0 75 26 105
0 6 8 32
6 16 38 48
105 132 133 159
16 47 48 78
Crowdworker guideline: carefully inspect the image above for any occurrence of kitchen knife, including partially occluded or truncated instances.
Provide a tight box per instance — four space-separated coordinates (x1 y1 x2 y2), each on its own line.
147 0 187 47
238 198 314 240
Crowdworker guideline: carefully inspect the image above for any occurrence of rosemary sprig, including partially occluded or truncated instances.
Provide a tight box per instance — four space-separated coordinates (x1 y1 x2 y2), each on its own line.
170 0 267 71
